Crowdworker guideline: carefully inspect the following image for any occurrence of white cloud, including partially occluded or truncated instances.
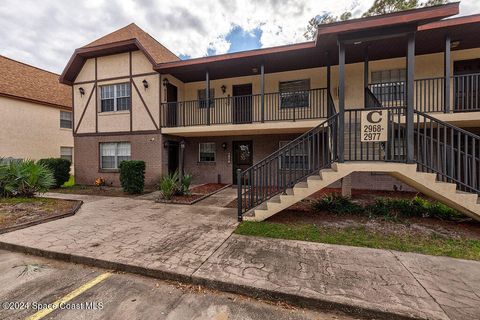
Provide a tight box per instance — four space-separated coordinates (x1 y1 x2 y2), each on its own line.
0 0 477 74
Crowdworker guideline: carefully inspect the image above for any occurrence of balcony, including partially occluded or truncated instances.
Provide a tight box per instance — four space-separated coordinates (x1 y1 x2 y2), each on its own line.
160 88 334 136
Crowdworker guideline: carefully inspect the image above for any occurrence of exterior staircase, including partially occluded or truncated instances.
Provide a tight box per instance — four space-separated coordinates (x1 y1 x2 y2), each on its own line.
245 162 480 222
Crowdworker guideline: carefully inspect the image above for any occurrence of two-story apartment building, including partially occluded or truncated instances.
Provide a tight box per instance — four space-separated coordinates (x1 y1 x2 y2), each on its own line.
0 56 73 163
61 3 480 221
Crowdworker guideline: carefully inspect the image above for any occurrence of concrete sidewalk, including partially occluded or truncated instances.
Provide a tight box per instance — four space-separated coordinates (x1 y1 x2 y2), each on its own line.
0 193 478 319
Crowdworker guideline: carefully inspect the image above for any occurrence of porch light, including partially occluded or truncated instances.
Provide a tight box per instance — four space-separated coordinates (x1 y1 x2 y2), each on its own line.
180 140 186 149
221 85 226 94
252 67 258 74
221 142 227 150
162 78 170 87
451 41 460 49
142 79 149 89
79 87 85 96
163 141 169 148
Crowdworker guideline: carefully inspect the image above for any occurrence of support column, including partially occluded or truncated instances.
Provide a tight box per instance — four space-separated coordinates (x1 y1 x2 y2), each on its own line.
364 46 369 108
406 32 415 163
326 52 332 116
444 35 451 113
261 64 265 122
338 41 345 163
206 71 210 125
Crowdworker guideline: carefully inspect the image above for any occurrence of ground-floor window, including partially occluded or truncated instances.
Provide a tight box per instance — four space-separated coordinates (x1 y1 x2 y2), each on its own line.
100 142 131 169
60 147 73 163
199 142 216 162
279 141 309 170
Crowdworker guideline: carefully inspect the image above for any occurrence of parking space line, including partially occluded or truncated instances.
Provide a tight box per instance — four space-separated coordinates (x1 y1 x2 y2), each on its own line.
25 272 112 320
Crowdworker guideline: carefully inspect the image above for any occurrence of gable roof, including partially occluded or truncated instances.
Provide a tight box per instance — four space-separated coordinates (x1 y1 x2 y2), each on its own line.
0 55 71 109
60 23 179 84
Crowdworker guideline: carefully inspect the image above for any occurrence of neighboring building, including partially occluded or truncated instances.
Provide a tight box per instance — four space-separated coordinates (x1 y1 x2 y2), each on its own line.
61 4 480 221
0 55 73 163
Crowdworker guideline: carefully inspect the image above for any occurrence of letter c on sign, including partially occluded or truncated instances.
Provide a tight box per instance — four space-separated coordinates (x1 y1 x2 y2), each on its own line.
367 111 382 123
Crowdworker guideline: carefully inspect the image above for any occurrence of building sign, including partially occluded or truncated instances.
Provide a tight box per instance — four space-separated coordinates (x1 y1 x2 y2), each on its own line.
360 110 388 142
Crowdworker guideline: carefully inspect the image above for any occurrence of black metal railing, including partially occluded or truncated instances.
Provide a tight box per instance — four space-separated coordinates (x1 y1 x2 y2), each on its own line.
414 110 480 194
344 107 407 162
365 87 383 109
237 113 339 220
160 88 329 127
453 73 480 112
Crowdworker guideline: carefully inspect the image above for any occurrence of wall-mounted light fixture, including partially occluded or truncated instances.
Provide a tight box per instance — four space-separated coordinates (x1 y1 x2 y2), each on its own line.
221 142 227 150
221 85 227 94
162 78 170 87
451 40 461 49
252 67 258 74
79 87 85 96
180 140 186 149
163 141 169 148
142 79 149 89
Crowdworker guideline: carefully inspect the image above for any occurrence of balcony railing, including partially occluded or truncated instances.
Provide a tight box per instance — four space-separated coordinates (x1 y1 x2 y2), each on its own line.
160 88 329 128
368 72 480 113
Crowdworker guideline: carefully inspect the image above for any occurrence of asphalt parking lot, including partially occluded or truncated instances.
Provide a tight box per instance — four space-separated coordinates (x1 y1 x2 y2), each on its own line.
0 250 357 320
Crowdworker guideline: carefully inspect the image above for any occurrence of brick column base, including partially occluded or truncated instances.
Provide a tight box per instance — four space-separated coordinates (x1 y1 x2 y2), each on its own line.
341 174 352 197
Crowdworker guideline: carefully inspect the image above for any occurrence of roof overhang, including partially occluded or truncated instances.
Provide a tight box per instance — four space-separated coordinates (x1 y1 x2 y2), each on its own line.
59 39 156 85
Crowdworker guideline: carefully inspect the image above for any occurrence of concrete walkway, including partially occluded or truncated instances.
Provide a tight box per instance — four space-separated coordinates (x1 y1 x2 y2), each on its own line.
0 193 479 320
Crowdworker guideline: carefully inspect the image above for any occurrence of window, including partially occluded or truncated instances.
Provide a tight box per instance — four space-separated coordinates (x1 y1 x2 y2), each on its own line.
60 147 73 163
279 79 310 109
199 142 215 162
60 111 72 129
370 69 406 102
100 142 131 169
100 83 131 112
279 141 309 170
198 89 215 108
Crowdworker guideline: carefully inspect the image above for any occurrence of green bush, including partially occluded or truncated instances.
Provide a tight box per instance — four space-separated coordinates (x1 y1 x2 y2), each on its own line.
311 194 364 215
158 171 179 200
178 173 193 196
0 159 55 197
38 158 71 188
119 160 146 194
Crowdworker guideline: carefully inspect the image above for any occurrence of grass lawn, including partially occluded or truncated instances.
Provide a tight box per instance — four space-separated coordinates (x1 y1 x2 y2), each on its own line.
235 221 480 260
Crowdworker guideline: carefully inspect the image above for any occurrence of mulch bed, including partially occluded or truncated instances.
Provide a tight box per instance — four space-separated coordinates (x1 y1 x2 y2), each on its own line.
0 197 82 234
51 185 155 198
157 183 229 205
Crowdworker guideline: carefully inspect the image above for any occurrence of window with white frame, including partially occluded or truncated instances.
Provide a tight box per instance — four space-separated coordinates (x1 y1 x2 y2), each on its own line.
279 141 309 170
100 83 131 112
370 69 406 102
199 142 215 162
60 111 72 129
60 147 73 163
279 79 310 109
100 142 131 169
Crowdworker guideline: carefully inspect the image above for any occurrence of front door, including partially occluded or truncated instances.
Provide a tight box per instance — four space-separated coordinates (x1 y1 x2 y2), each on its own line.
166 83 178 126
232 140 253 184
454 59 480 111
232 84 252 124
167 141 179 174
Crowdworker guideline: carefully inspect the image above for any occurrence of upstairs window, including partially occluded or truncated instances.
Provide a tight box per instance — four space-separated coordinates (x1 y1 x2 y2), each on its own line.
100 83 131 112
60 111 72 129
100 142 131 169
370 69 406 102
279 79 310 109
199 142 215 162
198 89 215 108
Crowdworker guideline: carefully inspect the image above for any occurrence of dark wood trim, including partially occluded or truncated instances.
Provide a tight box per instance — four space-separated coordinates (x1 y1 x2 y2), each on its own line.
74 129 159 137
95 57 98 133
0 93 71 110
444 35 451 113
419 13 480 31
74 72 159 85
71 86 75 133
74 85 96 134
364 46 369 108
129 51 133 132
206 71 210 125
338 40 345 163
406 32 416 163
260 64 265 123
131 80 159 130
159 73 162 128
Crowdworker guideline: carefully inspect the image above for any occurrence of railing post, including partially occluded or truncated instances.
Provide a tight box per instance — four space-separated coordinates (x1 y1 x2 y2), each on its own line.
261 64 265 123
237 169 243 222
406 32 415 164
338 40 345 163
206 71 210 125
364 46 369 109
444 35 451 113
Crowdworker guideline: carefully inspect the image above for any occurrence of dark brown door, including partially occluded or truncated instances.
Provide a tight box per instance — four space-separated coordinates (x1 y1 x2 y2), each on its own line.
166 83 178 126
232 84 252 124
167 141 179 174
454 59 480 111
232 140 253 184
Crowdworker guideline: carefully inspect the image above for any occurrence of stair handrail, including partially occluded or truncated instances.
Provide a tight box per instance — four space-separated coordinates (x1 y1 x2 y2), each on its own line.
365 87 383 109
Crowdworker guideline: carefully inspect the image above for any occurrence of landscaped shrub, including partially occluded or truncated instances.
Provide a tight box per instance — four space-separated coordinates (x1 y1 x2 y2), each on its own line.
158 171 179 200
119 160 146 194
38 158 71 188
311 194 364 215
0 159 54 197
178 173 193 196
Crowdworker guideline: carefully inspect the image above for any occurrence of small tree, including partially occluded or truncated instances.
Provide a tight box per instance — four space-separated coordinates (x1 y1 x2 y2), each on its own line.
38 158 71 188
119 160 146 194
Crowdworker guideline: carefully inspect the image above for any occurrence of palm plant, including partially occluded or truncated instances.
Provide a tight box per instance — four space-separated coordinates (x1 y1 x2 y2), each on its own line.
0 159 55 197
